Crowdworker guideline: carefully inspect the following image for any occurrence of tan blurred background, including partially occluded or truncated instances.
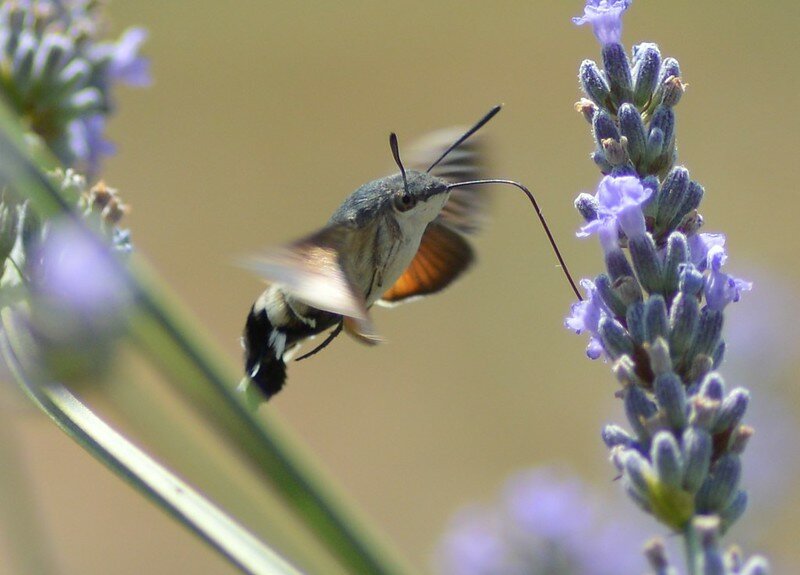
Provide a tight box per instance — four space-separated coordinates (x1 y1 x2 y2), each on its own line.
3 1 799 573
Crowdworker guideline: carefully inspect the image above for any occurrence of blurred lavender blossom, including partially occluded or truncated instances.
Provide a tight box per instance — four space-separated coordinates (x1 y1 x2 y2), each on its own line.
22 212 133 381
435 468 649 575
0 0 150 174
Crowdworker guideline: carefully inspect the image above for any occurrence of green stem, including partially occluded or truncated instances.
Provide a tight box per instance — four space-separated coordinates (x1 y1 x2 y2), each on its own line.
129 262 412 575
0 315 304 575
0 97 413 575
683 521 700 575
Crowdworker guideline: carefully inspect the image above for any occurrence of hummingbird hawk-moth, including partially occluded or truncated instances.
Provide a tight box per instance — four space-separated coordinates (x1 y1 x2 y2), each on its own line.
240 106 577 400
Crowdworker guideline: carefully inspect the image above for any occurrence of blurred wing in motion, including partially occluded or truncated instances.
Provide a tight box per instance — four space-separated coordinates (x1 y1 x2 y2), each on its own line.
241 225 377 339
406 126 490 235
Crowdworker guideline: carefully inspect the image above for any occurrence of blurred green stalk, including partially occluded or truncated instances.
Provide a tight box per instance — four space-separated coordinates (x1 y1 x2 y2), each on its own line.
0 101 413 575
0 312 304 575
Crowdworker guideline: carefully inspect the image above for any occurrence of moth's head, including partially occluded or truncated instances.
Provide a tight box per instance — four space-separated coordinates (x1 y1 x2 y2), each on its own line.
330 171 449 229
383 170 450 223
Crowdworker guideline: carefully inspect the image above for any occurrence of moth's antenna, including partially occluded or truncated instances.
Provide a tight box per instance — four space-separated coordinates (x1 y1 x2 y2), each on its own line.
447 179 582 301
389 133 409 194
426 104 503 173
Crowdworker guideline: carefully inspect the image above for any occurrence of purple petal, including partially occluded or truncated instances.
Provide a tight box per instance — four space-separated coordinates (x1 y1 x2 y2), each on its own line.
107 28 151 87
67 115 116 176
687 232 725 270
572 0 632 45
577 176 650 239
703 249 752 311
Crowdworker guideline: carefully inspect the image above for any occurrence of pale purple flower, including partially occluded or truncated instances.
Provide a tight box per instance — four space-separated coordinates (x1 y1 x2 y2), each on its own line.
687 232 726 271
68 115 116 175
435 507 521 575
572 0 632 45
435 468 649 575
93 27 152 87
564 279 608 359
577 176 651 239
30 220 131 320
704 245 752 311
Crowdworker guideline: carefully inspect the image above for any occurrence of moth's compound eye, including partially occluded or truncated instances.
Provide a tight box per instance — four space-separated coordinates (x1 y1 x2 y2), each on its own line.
393 190 417 212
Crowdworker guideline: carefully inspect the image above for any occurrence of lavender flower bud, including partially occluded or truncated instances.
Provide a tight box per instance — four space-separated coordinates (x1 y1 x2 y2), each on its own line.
712 341 725 368
690 396 720 430
624 383 657 439
592 149 614 174
698 521 727 575
579 59 611 107
615 275 644 307
644 295 669 342
653 57 682 108
624 479 653 514
32 34 71 83
621 448 654 499
655 166 689 233
574 192 599 222
605 249 635 281
614 357 645 387
668 181 704 231
593 109 621 145
575 97 598 124
648 106 676 172
626 301 646 345
628 234 662 293
601 137 627 166
698 373 725 401
599 316 635 359
662 232 689 297
720 490 748 534
681 427 712 493
602 43 633 105
646 337 673 376
713 388 749 435
645 127 666 169
728 425 753 455
697 454 741 513
688 358 716 390
654 372 687 429
693 308 724 357
618 104 647 168
632 43 661 108
644 538 679 575
669 292 700 360
602 424 635 449
679 263 705 296
661 75 685 107
12 32 36 90
651 431 684 488
596 274 628 319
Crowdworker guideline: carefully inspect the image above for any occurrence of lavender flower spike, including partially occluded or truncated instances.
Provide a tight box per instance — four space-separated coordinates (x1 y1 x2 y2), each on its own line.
567 1 768 571
573 0 632 45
